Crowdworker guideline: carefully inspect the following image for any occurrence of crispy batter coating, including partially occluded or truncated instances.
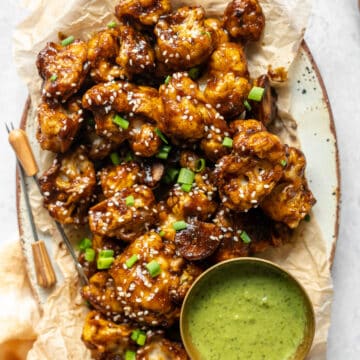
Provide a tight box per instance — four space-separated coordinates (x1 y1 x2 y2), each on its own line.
39 147 96 224
154 6 214 70
82 272 124 315
87 28 123 83
82 311 133 354
83 81 163 124
204 18 229 47
37 40 89 101
174 219 221 261
214 120 285 211
261 147 316 228
204 42 251 118
159 72 231 160
36 98 83 153
116 23 156 78
223 0 265 42
129 118 162 157
94 111 129 145
100 161 143 198
137 335 189 360
212 207 288 262
89 185 157 241
115 0 171 26
109 231 201 327
166 172 218 221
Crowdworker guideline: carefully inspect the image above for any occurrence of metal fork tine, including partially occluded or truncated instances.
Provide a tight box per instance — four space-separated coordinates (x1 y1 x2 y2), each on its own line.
5 122 10 134
10 122 15 130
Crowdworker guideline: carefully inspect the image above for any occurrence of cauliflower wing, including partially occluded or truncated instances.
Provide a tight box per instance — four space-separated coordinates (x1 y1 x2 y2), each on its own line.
261 146 316 228
204 18 229 48
37 40 89 101
39 147 96 224
154 6 214 70
204 42 251 118
89 185 157 241
223 0 265 42
109 231 201 327
36 98 83 153
214 120 285 211
115 0 171 26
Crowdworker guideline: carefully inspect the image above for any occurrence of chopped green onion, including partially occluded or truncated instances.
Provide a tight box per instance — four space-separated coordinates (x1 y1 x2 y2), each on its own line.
202 31 212 39
131 329 141 341
125 254 139 269
280 159 287 167
97 257 114 270
159 230 165 237
50 74 57 82
181 183 192 192
84 248 95 262
177 168 195 185
248 86 265 102
164 168 179 184
304 214 311 222
156 145 172 159
222 137 233 148
137 332 147 346
124 152 133 162
125 350 136 360
155 128 168 144
98 249 114 258
126 195 135 206
110 152 121 165
87 117 95 128
146 260 161 278
240 231 252 244
173 220 187 231
61 35 75 46
78 237 92 251
113 114 129 129
164 75 171 85
107 20 117 28
188 67 200 80
244 100 252 111
194 158 206 172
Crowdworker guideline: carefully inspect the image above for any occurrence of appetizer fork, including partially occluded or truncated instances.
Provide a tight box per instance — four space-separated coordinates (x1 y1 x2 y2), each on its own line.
5 122 89 286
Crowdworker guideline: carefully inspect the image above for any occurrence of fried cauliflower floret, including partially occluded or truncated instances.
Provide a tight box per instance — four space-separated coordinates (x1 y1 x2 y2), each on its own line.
87 28 123 83
204 18 229 47
137 335 189 360
214 120 285 211
223 0 265 42
159 72 230 159
100 161 144 198
109 231 201 327
83 81 163 123
39 147 96 224
212 207 288 263
129 118 162 157
204 42 251 118
36 98 83 153
115 0 171 26
36 40 89 101
82 311 133 355
116 23 156 78
82 272 124 315
89 185 157 241
154 6 215 70
94 111 129 145
261 147 316 228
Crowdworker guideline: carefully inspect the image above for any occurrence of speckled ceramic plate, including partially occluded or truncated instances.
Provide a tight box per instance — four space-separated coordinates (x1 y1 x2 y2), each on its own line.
17 41 340 305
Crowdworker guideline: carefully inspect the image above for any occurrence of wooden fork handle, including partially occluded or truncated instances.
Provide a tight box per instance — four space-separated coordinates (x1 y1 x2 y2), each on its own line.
32 240 57 288
8 128 38 177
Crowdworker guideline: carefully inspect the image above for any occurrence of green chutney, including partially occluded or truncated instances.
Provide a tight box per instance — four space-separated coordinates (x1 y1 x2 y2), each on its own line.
183 261 310 360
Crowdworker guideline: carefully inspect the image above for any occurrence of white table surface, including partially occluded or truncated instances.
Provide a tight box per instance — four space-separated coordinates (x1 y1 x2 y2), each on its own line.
0 0 359 358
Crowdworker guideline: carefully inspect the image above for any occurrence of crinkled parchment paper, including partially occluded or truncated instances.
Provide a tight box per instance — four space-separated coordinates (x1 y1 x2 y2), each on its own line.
5 0 333 359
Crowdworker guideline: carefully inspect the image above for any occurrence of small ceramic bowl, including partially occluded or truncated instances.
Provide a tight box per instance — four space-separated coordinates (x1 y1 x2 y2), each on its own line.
180 258 315 360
